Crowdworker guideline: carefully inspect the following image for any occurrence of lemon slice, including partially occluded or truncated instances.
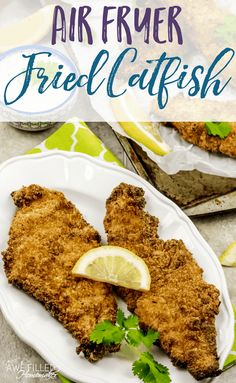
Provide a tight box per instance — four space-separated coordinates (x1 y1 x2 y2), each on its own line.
111 90 171 156
219 241 236 267
72 246 151 291
0 5 55 53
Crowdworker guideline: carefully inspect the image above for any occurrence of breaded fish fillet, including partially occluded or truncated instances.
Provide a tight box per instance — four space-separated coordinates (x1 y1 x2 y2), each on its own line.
171 122 236 158
2 185 118 362
104 183 221 380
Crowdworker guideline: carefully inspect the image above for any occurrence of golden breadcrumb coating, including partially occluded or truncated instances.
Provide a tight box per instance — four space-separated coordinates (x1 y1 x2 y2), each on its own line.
2 185 119 362
170 122 236 158
104 183 221 380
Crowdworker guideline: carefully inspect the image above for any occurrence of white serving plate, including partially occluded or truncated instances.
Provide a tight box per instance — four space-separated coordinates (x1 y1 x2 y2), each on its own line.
0 151 234 383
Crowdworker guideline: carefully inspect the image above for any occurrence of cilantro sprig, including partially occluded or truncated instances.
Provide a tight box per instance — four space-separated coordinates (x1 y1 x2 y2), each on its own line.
133 352 171 383
205 122 232 139
90 309 171 383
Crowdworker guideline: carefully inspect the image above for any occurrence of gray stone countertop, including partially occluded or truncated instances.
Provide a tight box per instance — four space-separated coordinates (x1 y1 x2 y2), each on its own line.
0 123 235 383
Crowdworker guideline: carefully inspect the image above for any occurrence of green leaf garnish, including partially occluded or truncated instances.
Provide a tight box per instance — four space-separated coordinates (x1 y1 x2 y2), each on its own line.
124 314 139 330
117 308 125 327
205 122 232 139
142 329 159 349
127 329 143 346
133 352 171 383
90 320 124 345
90 310 170 383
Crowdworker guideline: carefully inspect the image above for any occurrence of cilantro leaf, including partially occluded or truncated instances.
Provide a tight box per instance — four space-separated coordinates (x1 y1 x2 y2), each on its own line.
117 308 125 328
90 320 125 345
90 311 171 383
133 352 171 383
205 122 232 139
127 329 143 347
133 360 150 382
124 314 139 329
142 329 159 349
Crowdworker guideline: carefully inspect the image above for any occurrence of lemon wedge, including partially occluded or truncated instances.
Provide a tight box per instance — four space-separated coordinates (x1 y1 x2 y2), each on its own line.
111 90 171 156
0 5 55 53
219 241 236 267
72 246 151 291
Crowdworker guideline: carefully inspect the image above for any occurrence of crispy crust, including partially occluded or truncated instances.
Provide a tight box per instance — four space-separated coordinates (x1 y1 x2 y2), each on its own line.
104 183 221 380
170 122 236 158
2 184 119 362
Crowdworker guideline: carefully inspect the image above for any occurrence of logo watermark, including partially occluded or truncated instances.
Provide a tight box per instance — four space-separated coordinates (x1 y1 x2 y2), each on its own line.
6 358 58 381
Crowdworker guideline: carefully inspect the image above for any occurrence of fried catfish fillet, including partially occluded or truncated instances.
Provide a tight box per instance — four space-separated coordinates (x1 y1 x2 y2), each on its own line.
2 185 119 362
170 122 236 158
104 183 221 380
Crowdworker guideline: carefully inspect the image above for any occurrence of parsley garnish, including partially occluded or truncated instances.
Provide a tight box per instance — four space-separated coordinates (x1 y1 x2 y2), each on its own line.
205 122 232 139
90 309 171 383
